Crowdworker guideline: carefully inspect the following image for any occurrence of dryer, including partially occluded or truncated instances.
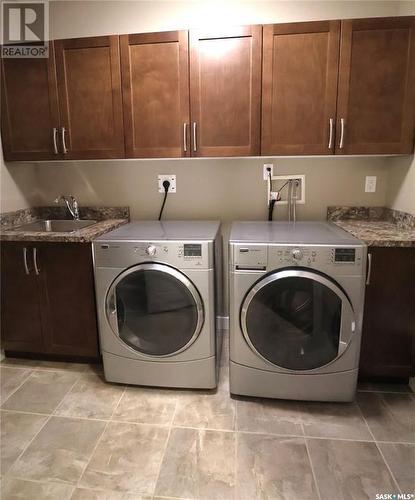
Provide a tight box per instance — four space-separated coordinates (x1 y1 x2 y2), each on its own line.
229 221 367 402
93 221 222 389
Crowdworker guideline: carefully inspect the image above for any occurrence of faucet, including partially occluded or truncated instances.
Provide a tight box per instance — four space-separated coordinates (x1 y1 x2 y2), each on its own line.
54 195 80 220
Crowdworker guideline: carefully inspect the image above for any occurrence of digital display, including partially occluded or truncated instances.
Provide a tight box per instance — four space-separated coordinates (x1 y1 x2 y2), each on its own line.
184 244 202 257
335 248 355 262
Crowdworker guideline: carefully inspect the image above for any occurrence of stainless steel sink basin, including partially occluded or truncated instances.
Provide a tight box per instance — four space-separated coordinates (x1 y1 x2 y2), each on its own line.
13 219 97 233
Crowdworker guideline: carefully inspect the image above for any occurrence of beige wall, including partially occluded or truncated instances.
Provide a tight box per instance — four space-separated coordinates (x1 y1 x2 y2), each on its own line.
387 1 415 215
49 0 400 39
33 157 389 222
0 138 39 213
387 157 415 215
385 0 415 215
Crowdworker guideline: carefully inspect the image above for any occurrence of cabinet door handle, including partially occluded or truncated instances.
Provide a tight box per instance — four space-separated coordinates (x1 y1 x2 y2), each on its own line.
33 247 40 275
61 127 68 154
366 252 372 286
339 118 345 149
192 122 197 152
183 123 188 152
52 127 59 154
328 118 334 150
23 247 30 275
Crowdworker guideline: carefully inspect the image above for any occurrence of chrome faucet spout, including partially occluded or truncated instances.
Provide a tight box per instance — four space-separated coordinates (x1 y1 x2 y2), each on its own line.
54 195 80 220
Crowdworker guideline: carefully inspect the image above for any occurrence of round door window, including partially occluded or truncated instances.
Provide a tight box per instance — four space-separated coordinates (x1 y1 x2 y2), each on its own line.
107 264 204 356
241 271 346 370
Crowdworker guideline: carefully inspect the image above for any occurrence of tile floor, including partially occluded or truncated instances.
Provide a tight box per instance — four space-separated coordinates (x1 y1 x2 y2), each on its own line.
1 340 414 500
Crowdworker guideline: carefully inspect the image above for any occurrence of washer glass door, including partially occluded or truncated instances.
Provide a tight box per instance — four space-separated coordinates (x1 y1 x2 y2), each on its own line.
106 263 204 356
241 270 354 370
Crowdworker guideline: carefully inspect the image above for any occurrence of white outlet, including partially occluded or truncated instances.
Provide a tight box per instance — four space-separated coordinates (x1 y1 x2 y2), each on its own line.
263 164 273 180
158 174 176 193
365 176 377 193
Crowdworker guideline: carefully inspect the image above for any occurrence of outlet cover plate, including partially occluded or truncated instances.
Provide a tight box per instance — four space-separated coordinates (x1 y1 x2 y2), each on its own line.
158 174 176 193
365 176 377 193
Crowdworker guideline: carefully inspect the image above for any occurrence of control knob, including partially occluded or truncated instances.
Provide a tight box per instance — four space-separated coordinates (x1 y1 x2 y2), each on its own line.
292 248 303 260
146 245 157 256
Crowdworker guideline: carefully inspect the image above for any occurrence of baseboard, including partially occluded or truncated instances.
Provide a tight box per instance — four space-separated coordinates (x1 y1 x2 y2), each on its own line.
216 316 229 331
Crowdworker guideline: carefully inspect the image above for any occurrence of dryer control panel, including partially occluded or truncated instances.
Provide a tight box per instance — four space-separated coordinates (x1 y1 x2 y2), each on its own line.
94 240 213 269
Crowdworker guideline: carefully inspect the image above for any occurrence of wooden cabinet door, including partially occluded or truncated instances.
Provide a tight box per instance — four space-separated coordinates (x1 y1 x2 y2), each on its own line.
261 21 340 155
0 243 44 352
189 26 261 157
121 31 190 158
1 46 60 161
337 17 415 154
54 36 125 159
38 243 99 358
359 247 415 379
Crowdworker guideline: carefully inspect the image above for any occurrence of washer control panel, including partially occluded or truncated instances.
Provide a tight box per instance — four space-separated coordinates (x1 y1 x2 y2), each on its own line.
232 243 365 275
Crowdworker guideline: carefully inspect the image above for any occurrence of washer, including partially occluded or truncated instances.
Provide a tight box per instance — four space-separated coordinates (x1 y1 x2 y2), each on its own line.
93 221 222 389
229 221 367 402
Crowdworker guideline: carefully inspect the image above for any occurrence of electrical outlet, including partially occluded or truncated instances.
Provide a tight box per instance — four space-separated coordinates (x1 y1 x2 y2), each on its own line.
158 175 176 193
365 176 377 193
263 164 273 180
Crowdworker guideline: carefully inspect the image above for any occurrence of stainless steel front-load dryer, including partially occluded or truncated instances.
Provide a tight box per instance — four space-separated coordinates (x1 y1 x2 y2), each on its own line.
93 221 222 389
229 221 367 402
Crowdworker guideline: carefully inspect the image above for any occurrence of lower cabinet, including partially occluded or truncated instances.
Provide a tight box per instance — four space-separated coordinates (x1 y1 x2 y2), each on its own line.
1 242 99 359
359 247 415 380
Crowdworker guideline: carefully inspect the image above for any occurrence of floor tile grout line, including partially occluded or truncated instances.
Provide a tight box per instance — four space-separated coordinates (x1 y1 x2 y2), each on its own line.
1 363 89 375
2 407 413 445
303 432 322 500
75 385 127 489
355 399 403 495
152 393 179 497
234 425 238 500
2 474 76 487
1 369 35 406
52 371 90 417
0 408 51 418
2 371 83 479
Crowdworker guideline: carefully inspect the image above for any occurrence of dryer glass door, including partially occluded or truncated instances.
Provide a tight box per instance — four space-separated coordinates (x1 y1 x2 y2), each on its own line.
241 269 355 370
106 263 204 356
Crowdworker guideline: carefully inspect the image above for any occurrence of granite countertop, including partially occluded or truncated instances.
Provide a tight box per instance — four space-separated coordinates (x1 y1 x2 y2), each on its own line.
0 206 129 243
327 206 415 248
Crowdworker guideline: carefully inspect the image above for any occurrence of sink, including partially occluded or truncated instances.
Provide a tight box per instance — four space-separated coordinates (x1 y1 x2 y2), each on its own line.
13 219 98 233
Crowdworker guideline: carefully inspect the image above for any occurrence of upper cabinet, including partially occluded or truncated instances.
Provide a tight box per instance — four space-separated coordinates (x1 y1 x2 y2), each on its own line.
120 31 190 158
2 16 415 161
336 17 415 154
54 36 125 159
262 21 340 155
189 26 262 157
1 45 60 161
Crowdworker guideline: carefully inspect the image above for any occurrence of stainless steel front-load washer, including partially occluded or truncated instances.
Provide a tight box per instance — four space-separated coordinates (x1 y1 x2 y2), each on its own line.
229 221 367 402
93 221 222 389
